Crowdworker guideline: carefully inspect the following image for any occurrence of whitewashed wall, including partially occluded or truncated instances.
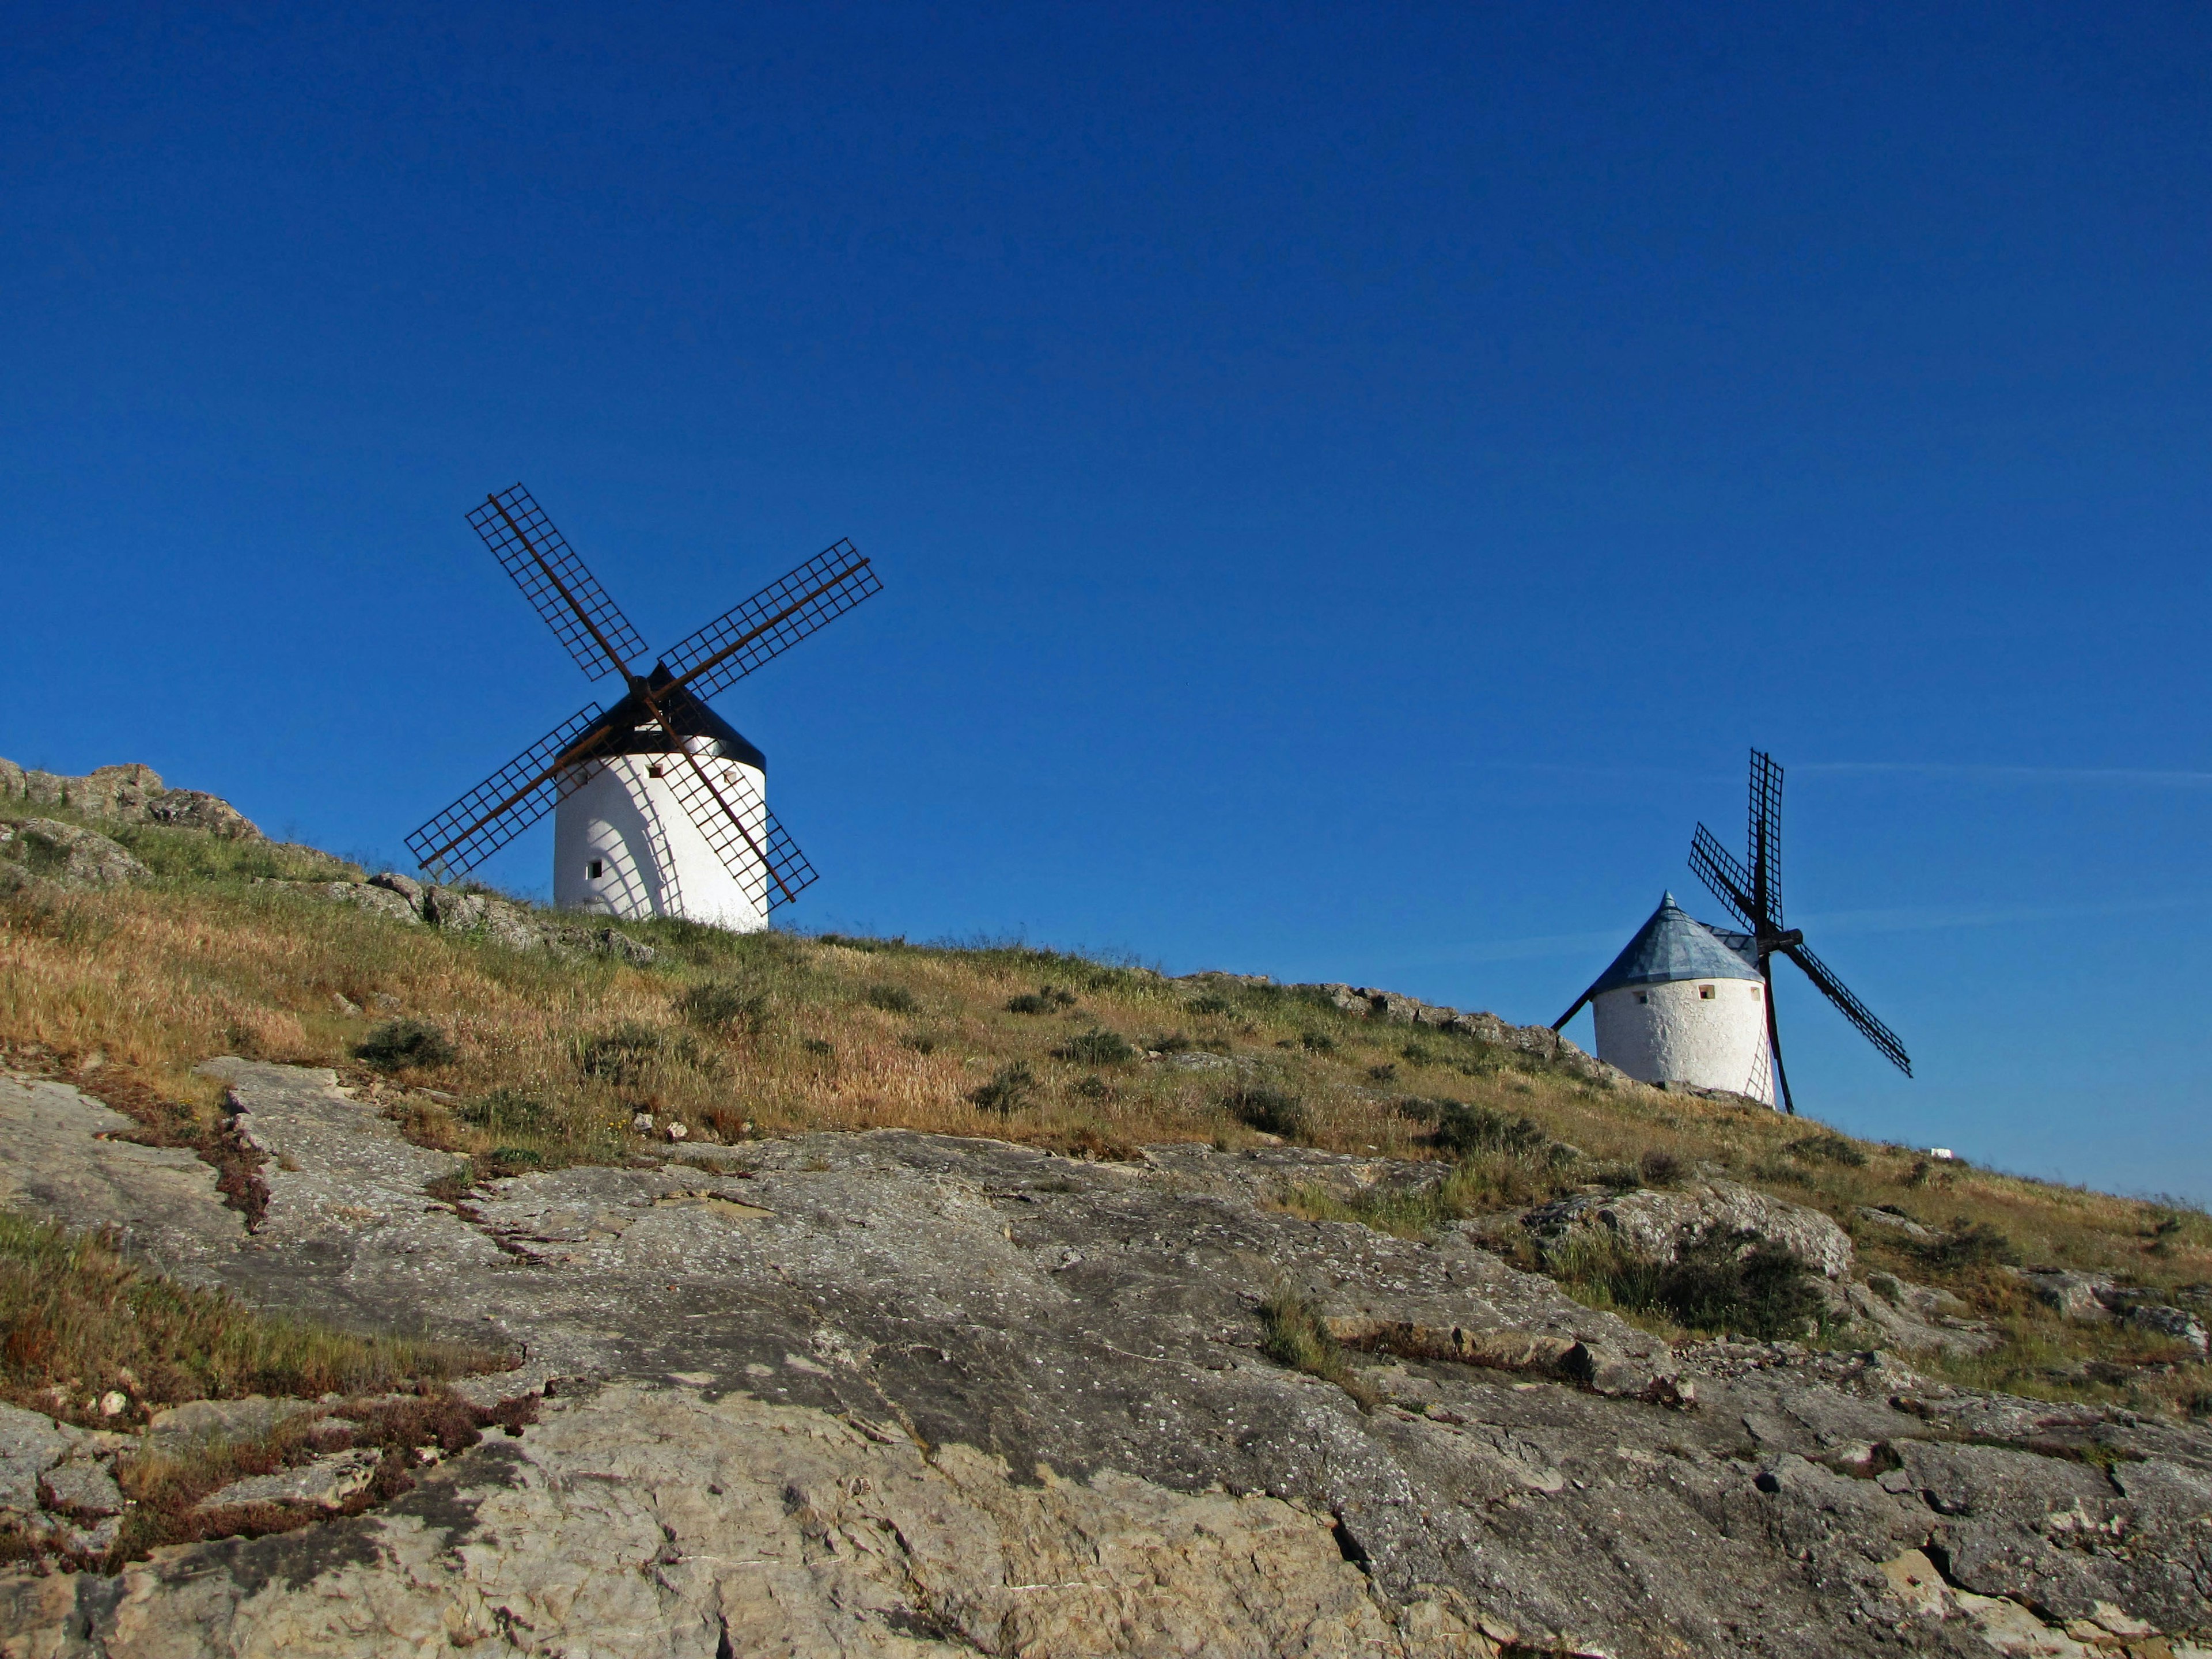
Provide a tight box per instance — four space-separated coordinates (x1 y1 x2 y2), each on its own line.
553 745 768 933
1592 978 1774 1107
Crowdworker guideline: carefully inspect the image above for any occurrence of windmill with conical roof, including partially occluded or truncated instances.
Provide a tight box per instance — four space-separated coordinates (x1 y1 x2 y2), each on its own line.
1554 750 1911 1113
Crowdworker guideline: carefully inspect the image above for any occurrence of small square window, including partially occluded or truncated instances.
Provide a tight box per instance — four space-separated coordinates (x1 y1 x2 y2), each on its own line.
1698 984 1715 1000
587 859 604 880
646 763 665 779
1635 991 1648 1004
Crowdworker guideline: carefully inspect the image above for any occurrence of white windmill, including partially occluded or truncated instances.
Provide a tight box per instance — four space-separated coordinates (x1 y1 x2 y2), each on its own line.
407 485 882 931
1554 892 1777 1104
1553 751 1911 1112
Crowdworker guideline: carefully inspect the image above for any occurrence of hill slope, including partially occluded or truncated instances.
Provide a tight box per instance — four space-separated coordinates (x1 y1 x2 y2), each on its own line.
2 763 2210 1654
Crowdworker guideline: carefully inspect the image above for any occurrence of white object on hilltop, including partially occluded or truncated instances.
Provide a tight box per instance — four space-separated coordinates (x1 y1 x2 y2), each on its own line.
553 680 771 933
1559 892 1777 1108
405 484 883 930
1928 1148 1955 1161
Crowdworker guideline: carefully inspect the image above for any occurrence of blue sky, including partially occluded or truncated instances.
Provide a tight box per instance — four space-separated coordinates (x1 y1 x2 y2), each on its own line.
6 3 2210 1199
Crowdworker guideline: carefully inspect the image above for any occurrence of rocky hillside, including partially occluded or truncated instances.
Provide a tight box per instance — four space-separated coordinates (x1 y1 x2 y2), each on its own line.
2 763 2209 1656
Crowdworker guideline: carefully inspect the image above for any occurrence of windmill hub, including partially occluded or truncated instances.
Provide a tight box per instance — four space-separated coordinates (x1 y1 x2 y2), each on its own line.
407 486 884 930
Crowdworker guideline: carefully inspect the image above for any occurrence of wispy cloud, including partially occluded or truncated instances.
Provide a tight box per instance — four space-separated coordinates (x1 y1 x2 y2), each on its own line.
1391 891 2212 973
1796 762 2212 787
1798 892 2212 936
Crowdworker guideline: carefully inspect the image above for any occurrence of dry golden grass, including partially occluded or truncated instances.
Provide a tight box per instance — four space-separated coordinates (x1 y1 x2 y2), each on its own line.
2 831 2208 1418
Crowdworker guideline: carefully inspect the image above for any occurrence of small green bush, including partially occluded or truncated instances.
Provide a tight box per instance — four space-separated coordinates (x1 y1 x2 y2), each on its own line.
1788 1132 1868 1168
1006 984 1078 1016
1656 1230 1825 1339
676 979 770 1035
1224 1085 1308 1141
460 1089 546 1133
1420 1100 1547 1160
1916 1218 2020 1271
864 984 918 1014
354 1018 456 1071
1638 1149 1687 1188
573 1021 664 1083
1055 1027 1137 1066
1298 1031 1336 1053
970 1061 1039 1114
1186 994 1233 1016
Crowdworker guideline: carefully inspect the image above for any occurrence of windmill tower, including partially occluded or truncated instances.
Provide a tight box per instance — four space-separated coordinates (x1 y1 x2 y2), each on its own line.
1552 892 1778 1104
406 486 882 930
1554 749 1911 1113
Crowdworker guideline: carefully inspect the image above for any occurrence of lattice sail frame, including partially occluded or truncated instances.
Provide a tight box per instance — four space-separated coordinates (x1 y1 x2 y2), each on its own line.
1749 749 1784 925
406 703 611 882
469 486 649 680
1686 748 1912 1092
661 541 882 702
414 487 878 908
652 728 820 911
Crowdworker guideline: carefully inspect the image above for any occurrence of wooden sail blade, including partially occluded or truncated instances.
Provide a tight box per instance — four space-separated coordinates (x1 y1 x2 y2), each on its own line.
1690 824 1762 931
405 703 610 881
653 740 820 912
1778 941 1911 1077
660 541 882 703
1749 748 1785 926
468 485 650 681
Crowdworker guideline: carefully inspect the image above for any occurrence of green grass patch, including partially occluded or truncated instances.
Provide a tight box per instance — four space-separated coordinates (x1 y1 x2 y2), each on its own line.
0 1213 497 1427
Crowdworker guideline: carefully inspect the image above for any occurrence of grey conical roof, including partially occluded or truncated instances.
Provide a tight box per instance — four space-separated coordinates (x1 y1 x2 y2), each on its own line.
1582 892 1761 996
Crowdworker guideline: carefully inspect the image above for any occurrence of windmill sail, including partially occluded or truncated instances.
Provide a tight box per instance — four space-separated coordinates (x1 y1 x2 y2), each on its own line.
1781 941 1912 1076
1689 824 1758 930
469 485 649 680
660 541 882 703
406 702 611 882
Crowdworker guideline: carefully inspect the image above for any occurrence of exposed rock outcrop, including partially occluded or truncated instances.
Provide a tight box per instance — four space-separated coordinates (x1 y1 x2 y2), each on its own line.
0 760 261 841
1522 1177 1860 1279
2 1060 2207 1655
0 818 150 890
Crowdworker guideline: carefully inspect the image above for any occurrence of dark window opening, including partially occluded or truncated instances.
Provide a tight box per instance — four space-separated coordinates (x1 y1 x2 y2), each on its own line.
587 859 604 879
1698 984 1715 1000
647 763 665 778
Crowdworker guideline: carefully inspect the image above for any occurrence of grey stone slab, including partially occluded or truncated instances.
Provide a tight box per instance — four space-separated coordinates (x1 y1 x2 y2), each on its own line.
0 1074 242 1284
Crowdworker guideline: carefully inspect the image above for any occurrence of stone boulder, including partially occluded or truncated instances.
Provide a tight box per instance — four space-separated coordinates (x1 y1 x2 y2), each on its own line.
2124 1302 2210 1356
0 759 263 842
369 870 427 916
145 789 262 840
5 820 151 889
1522 1179 1857 1279
2018 1268 2118 1323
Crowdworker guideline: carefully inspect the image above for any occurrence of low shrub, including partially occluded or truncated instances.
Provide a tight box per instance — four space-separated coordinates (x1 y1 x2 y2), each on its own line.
1638 1148 1687 1188
1186 994 1233 1016
1225 1085 1308 1140
1655 1230 1825 1339
573 1021 664 1084
1418 1100 1547 1160
1552 1226 1824 1340
1055 1027 1137 1066
1256 1289 1376 1408
1298 1031 1336 1053
863 983 918 1014
1789 1132 1868 1168
1916 1218 2020 1271
1005 984 1078 1016
354 1018 456 1071
675 979 770 1035
970 1061 1039 1114
459 1089 546 1134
